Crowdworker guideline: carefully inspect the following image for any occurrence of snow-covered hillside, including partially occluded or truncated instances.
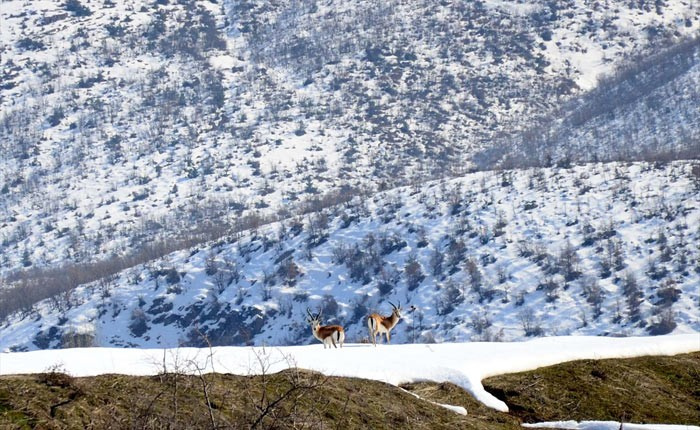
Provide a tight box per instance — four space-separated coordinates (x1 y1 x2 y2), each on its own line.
1 0 698 282
2 161 698 351
480 36 700 168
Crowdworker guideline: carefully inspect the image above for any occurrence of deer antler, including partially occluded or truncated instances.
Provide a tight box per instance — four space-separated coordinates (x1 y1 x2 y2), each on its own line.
388 301 397 310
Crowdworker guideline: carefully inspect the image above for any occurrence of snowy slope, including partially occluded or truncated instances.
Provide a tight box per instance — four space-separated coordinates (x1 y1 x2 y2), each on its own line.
1 161 698 352
480 37 700 168
1 0 698 282
524 422 699 430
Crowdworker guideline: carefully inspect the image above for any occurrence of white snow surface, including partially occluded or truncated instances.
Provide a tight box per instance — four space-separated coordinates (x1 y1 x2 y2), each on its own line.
1 334 698 413
524 421 699 430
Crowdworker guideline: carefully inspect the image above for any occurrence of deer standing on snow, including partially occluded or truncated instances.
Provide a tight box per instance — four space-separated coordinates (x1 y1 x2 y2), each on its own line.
306 308 345 348
367 301 404 346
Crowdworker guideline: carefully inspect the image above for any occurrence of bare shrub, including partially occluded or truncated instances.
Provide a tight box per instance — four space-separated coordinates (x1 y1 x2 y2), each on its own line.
320 295 339 321
243 347 328 429
429 248 445 277
469 313 492 335
519 308 543 337
437 280 463 316
60 329 96 348
647 308 677 335
404 253 424 291
129 308 149 337
376 266 399 296
582 277 605 320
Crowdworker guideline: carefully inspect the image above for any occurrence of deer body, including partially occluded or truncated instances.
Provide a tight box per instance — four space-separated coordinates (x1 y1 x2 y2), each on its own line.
367 301 403 346
307 309 345 348
311 323 345 348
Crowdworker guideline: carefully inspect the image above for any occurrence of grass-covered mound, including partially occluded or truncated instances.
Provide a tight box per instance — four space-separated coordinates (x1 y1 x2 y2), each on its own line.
481 352 700 426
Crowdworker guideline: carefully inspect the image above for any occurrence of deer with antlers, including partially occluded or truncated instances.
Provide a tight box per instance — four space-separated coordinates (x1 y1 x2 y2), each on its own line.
306 308 345 349
367 301 404 346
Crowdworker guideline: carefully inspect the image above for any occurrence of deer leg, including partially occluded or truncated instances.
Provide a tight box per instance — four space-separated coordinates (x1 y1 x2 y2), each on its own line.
386 331 391 344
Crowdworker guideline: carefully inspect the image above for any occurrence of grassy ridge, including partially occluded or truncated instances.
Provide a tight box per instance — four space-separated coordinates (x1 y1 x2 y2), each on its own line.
0 370 485 429
1 353 698 429
482 352 700 425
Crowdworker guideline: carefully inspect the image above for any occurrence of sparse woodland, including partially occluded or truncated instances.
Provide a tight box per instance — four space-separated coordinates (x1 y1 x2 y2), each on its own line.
2 161 698 351
0 0 699 350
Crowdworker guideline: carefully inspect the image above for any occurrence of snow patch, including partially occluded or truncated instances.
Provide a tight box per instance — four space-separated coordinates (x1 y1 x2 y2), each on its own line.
523 421 700 430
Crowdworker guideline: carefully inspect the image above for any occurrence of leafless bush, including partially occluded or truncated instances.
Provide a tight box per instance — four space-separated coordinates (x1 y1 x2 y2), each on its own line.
60 329 96 348
558 240 581 281
582 277 605 320
244 346 329 429
377 266 399 296
655 279 681 307
129 308 149 337
464 258 483 293
429 248 445 277
437 280 463 316
647 307 677 335
538 276 561 303
404 253 424 291
469 313 492 335
320 295 339 321
518 307 543 337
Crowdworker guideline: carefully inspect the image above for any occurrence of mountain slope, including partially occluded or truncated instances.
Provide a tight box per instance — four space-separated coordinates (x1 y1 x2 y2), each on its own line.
1 161 698 351
1 0 698 282
478 36 700 168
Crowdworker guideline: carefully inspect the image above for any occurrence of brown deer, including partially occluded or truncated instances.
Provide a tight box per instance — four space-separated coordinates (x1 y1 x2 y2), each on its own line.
306 308 345 348
367 301 403 346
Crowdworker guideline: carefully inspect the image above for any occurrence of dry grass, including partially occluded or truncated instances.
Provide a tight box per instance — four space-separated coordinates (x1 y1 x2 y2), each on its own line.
482 352 700 426
1 353 698 429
